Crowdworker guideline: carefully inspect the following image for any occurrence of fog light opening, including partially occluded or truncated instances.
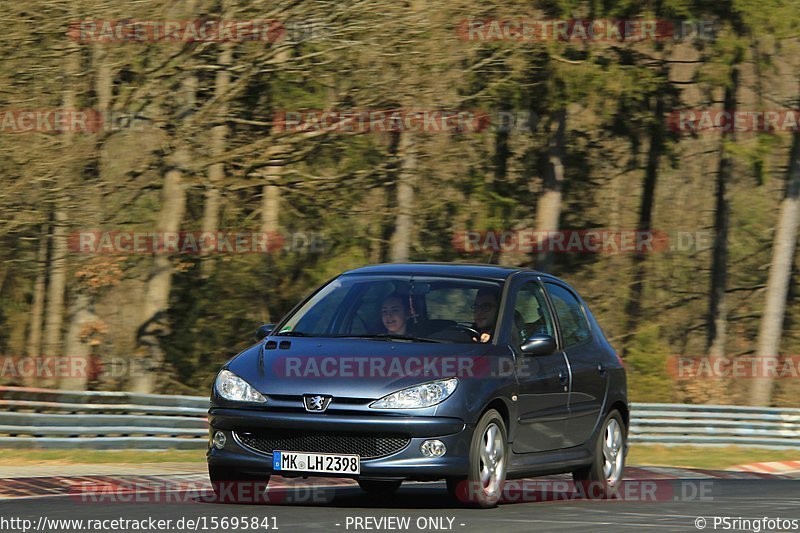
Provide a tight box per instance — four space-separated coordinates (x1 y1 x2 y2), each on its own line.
213 431 227 449
420 439 446 458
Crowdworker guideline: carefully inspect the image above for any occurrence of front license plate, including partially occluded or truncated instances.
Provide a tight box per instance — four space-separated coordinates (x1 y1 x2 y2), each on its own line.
272 450 360 474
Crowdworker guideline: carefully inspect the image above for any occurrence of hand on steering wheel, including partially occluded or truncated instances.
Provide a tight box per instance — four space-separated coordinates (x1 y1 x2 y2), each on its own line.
448 324 488 343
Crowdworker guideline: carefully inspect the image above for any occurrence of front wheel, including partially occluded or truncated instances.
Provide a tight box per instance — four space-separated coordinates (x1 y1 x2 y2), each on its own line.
446 409 508 508
573 410 626 499
208 464 270 503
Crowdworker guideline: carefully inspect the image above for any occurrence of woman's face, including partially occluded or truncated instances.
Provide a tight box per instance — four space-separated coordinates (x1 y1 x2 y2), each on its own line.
381 296 408 335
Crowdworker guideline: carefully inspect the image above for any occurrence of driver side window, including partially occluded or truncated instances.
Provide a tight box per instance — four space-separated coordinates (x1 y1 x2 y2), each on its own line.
512 282 555 348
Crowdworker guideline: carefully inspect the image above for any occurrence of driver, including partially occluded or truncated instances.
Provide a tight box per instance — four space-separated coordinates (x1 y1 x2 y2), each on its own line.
471 287 500 343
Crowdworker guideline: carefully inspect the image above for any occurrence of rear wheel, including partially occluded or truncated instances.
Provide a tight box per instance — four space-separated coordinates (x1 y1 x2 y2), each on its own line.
357 479 402 496
208 464 270 503
573 410 626 499
446 409 507 508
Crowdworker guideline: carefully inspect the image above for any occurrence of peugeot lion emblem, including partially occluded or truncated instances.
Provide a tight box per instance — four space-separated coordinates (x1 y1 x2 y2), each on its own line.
304 395 332 412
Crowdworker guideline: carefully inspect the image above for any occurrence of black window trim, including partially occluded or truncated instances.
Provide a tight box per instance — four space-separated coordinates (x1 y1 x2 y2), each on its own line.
507 277 559 351
497 273 561 350
541 279 594 350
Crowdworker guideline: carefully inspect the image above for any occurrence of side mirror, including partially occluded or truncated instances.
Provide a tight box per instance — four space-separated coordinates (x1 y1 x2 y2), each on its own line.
520 334 556 356
256 324 275 341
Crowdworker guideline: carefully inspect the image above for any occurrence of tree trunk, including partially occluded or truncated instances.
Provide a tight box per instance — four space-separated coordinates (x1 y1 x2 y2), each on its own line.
60 293 95 390
261 167 282 238
749 129 800 406
42 35 81 386
24 227 48 386
42 207 68 388
258 167 282 325
389 132 416 262
707 67 738 358
58 42 115 391
494 110 522 267
534 109 566 272
623 91 664 355
129 164 187 393
127 34 195 392
201 41 233 278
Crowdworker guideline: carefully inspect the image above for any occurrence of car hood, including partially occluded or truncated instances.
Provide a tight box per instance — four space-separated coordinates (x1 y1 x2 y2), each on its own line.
226 337 493 399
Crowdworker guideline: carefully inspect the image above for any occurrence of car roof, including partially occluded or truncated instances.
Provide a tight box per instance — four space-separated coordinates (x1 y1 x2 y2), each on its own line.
342 262 551 282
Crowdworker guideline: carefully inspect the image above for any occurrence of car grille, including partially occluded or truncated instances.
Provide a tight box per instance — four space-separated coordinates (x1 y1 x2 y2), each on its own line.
235 430 410 459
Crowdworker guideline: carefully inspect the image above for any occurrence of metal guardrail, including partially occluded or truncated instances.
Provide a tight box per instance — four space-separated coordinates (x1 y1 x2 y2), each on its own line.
629 402 800 449
0 386 210 450
1 387 798 450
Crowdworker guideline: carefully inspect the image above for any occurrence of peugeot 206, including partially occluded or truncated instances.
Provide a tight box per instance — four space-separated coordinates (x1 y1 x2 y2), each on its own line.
207 263 628 507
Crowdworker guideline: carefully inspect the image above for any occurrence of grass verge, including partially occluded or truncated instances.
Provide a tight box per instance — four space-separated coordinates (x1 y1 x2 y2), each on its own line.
627 445 799 470
0 449 206 465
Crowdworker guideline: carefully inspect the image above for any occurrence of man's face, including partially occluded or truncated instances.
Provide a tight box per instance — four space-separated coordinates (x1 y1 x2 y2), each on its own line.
382 297 408 334
473 292 498 330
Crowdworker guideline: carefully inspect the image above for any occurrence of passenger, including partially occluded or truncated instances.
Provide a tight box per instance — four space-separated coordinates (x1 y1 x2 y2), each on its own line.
471 287 500 343
381 293 411 335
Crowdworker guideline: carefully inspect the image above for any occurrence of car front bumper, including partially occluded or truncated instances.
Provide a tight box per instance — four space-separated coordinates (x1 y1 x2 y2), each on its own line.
207 407 473 480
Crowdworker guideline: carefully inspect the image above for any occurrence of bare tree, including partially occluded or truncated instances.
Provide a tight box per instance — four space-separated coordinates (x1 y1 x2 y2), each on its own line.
750 128 800 405
200 27 234 278
534 109 566 272
389 132 417 262
24 227 48 385
129 159 188 393
707 64 740 358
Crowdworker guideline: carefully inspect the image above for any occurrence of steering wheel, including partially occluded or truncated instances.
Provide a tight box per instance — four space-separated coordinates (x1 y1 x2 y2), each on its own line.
444 324 482 342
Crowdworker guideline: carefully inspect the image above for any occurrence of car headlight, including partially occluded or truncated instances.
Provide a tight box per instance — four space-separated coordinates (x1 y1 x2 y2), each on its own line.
215 369 266 403
370 378 458 409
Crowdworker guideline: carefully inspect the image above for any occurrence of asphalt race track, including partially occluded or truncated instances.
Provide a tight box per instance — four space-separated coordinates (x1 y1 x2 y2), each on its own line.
2 474 799 533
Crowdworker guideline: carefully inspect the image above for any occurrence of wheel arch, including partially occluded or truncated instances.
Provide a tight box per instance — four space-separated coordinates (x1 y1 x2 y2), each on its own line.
609 400 629 433
483 397 511 440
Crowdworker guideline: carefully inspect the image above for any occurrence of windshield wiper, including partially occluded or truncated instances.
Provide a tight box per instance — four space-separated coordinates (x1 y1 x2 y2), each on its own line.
345 333 444 343
275 330 309 337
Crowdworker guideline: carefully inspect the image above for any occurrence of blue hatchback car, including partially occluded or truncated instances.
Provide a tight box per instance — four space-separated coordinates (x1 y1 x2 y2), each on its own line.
207 263 628 507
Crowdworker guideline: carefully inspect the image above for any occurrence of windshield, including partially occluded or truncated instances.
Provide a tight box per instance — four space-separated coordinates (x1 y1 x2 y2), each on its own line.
276 275 504 344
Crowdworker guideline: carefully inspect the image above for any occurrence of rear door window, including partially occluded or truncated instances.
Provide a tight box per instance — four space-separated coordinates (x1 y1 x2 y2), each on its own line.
544 283 591 348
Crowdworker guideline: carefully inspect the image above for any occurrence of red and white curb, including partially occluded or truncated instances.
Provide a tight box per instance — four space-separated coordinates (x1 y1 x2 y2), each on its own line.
0 474 354 500
729 460 800 476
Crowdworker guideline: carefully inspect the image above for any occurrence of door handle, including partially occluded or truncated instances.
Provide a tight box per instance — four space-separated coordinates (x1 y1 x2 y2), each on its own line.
558 371 568 384
597 364 606 376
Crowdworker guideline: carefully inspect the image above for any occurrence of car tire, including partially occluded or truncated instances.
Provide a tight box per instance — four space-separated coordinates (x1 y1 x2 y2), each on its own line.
208 464 270 503
446 408 508 508
573 409 626 499
357 479 402 496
